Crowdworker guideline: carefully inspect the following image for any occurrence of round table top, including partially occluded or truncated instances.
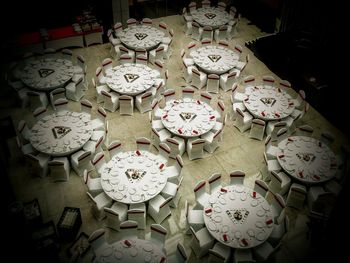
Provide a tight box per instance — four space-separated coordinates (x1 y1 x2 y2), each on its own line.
118 25 165 51
203 184 274 249
29 111 92 156
190 45 239 75
276 136 338 184
161 98 217 138
243 86 295 121
20 58 74 91
191 7 233 28
94 239 166 263
105 64 160 96
100 150 168 204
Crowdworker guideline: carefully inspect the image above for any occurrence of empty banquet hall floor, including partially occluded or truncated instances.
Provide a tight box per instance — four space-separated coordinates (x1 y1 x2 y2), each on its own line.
1 15 349 263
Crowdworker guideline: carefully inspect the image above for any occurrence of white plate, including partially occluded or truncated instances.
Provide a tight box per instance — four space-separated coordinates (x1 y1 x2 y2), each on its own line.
256 231 266 241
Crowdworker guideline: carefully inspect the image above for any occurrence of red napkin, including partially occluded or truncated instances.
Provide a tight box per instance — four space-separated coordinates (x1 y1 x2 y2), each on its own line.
124 240 131 247
162 114 168 119
159 163 165 170
205 208 212 214
241 238 248 246
193 130 198 134
275 112 280 118
223 234 228 242
266 219 273 225
261 111 266 117
278 154 285 159
298 171 304 178
160 257 166 263
252 191 256 198
197 100 201 104
220 188 227 193
178 128 182 134
136 150 141 156
210 115 215 120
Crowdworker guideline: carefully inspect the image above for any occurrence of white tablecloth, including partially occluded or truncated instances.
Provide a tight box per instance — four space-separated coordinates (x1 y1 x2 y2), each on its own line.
105 64 160 96
243 86 295 121
118 25 165 51
191 7 233 28
161 98 217 138
94 239 166 263
190 45 238 74
101 151 168 204
276 136 338 184
203 185 274 249
29 111 92 156
20 58 74 91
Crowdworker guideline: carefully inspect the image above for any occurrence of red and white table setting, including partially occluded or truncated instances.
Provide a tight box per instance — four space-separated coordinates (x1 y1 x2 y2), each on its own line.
93 238 166 263
29 111 92 156
100 150 168 204
191 7 233 29
161 98 217 138
20 58 74 91
276 136 338 184
203 184 274 249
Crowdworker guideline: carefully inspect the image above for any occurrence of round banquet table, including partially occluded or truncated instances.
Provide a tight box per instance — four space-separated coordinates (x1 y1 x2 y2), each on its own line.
189 45 239 75
94 239 166 263
276 136 338 184
161 98 217 138
118 25 165 51
20 58 74 91
29 111 92 156
191 7 233 28
100 150 168 204
203 185 274 249
243 86 295 121
105 64 160 96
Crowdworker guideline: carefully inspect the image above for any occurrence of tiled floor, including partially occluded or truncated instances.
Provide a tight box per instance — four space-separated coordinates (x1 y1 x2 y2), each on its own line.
1 15 349 262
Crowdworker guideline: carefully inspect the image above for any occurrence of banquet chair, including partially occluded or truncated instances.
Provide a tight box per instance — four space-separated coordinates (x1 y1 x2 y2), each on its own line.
202 26 213 41
80 99 93 116
49 88 66 110
127 207 146 230
191 68 207 90
294 89 306 110
220 70 237 92
86 191 112 221
150 224 168 251
83 170 102 196
91 107 107 131
154 59 165 73
215 25 231 42
218 1 226 11
158 142 171 163
53 98 69 113
17 120 31 145
294 124 313 136
162 154 184 184
148 195 172 224
158 21 168 34
91 77 109 104
233 108 253 133
252 241 275 262
126 18 137 28
233 44 243 57
113 22 123 35
66 76 85 101
150 97 163 120
164 88 176 103
83 135 104 157
104 202 128 231
191 22 203 41
166 137 185 159
267 192 286 222
187 138 205 160
142 17 152 25
135 54 148 65
200 92 212 105
119 220 139 240
185 200 205 234
150 113 164 131
27 91 49 111
183 18 193 35
151 128 171 150
206 74 220 94
101 90 119 112
61 48 73 61
208 172 222 194
95 66 107 86
264 152 281 179
249 119 266 141
88 229 106 252
262 75 276 88
161 179 182 208
208 242 231 263
25 153 50 178
276 127 289 143
229 170 245 185
265 135 279 160
268 170 291 196
135 47 147 59
320 131 335 147
48 157 70 182
149 46 165 64
91 152 106 176
201 38 212 45
218 40 229 48
190 226 215 258
116 46 135 61
136 91 153 113
193 180 209 209
119 95 134 115
231 83 246 103
266 121 287 141
201 0 211 8
189 1 197 13
119 53 133 64
279 79 292 90
167 242 188 263
107 140 123 160
71 150 93 177
136 137 151 152
286 183 307 210
254 179 269 198
307 186 336 216
32 106 48 121
202 128 222 153
182 86 195 99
